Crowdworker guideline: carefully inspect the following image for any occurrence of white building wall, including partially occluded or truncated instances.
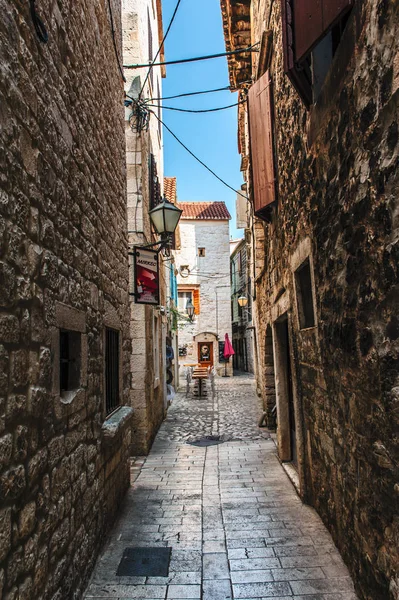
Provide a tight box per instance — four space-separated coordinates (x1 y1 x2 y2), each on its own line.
175 219 232 376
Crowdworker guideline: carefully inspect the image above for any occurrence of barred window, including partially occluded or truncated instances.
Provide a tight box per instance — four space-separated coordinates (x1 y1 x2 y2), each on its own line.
105 328 120 415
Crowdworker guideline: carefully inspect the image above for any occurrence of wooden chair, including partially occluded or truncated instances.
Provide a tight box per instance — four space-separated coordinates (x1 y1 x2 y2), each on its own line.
185 367 193 397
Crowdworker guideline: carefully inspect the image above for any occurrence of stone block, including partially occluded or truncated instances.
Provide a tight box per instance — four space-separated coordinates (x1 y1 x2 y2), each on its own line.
0 434 12 470
0 314 19 344
0 507 11 562
0 465 26 501
18 502 36 539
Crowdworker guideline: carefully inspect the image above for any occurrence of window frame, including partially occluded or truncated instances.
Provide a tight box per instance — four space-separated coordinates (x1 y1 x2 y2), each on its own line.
294 259 317 331
105 327 121 416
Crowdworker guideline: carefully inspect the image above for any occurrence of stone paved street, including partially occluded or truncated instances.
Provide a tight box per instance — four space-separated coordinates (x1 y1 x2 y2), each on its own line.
84 373 358 599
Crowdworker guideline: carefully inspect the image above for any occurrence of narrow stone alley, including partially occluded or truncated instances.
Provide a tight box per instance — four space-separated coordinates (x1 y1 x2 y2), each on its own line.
84 375 357 600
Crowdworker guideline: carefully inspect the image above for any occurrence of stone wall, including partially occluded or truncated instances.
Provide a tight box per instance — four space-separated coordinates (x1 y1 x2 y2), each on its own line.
0 1 132 598
123 0 168 455
228 0 399 597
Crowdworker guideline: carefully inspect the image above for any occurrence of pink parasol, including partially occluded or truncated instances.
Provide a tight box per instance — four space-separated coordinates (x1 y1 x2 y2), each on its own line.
222 333 234 376
223 333 235 359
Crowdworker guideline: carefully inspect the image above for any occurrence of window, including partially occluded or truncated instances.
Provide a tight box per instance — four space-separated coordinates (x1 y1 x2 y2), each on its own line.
198 248 205 257
60 330 81 393
178 288 200 316
281 0 354 107
247 70 277 221
178 290 193 314
149 154 161 210
295 260 315 329
105 328 120 415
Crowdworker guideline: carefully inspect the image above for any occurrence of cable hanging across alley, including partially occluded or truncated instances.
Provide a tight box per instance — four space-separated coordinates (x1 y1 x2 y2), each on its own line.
144 85 231 102
144 100 246 113
125 44 259 70
30 0 48 43
139 0 183 98
107 0 126 82
147 108 248 199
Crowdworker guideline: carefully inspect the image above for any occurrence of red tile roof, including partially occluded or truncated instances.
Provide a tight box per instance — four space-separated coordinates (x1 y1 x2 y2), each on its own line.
178 202 231 220
164 177 177 203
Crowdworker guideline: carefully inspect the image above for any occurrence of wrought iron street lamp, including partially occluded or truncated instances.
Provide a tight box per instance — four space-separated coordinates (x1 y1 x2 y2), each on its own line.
186 298 195 322
149 198 183 255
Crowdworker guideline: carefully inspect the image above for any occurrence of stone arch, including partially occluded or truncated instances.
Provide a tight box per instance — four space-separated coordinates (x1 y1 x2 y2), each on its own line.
265 325 277 429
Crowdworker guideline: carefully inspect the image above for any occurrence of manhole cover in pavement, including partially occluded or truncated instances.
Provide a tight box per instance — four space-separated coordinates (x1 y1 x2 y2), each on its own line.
188 435 224 447
116 547 171 577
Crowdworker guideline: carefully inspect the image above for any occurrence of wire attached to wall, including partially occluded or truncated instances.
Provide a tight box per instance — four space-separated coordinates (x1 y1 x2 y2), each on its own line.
107 0 126 82
30 0 48 43
148 108 248 200
139 0 183 99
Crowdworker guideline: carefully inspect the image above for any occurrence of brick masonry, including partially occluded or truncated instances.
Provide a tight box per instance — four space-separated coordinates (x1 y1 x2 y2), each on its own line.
0 1 133 598
221 0 399 598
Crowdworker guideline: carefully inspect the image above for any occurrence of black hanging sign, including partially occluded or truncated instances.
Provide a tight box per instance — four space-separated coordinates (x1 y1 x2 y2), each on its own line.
133 247 160 305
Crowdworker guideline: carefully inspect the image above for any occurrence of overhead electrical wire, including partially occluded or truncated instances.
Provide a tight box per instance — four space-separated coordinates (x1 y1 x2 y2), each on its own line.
139 0 183 98
144 100 246 114
125 45 259 70
148 109 248 199
107 0 126 82
144 85 231 102
30 0 48 43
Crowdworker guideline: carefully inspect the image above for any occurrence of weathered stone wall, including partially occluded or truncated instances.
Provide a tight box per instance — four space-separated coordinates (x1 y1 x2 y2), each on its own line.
246 0 399 597
0 1 132 598
123 0 168 455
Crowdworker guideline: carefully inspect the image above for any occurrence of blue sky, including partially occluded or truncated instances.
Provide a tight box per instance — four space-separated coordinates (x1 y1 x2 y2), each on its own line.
161 0 244 239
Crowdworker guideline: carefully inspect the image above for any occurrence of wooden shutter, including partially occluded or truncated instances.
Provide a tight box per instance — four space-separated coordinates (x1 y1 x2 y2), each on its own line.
281 0 353 107
193 289 200 316
294 0 354 63
247 70 277 221
281 0 313 108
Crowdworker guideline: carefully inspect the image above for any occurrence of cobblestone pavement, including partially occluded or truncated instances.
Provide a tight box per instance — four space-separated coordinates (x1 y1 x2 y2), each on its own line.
84 373 358 600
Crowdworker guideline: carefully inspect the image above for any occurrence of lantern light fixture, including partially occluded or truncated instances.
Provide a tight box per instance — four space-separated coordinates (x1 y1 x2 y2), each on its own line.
237 295 248 307
148 197 183 255
186 298 195 322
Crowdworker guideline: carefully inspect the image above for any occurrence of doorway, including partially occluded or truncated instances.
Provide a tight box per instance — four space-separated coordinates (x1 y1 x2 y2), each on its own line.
274 316 297 466
197 342 213 368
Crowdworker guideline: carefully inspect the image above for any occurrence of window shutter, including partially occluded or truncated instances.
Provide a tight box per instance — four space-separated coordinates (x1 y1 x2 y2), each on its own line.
293 0 354 63
247 70 277 221
281 0 313 108
193 289 200 316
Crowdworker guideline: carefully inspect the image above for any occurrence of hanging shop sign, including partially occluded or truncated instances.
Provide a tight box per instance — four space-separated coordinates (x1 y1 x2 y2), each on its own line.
133 247 160 305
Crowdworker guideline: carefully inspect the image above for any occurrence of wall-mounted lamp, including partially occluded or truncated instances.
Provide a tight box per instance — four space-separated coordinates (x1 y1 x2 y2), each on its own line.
186 298 195 322
238 295 248 307
148 198 183 256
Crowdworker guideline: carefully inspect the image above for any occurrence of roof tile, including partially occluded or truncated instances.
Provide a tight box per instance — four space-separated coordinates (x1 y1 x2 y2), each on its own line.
178 202 231 220
164 177 177 203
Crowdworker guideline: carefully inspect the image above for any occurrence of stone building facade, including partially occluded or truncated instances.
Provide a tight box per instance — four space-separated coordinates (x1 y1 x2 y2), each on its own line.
173 202 233 376
123 0 172 454
0 1 133 598
230 239 255 373
221 0 399 598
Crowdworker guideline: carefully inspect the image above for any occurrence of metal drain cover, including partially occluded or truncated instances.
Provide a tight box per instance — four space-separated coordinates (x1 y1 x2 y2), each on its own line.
116 547 171 577
188 435 224 447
